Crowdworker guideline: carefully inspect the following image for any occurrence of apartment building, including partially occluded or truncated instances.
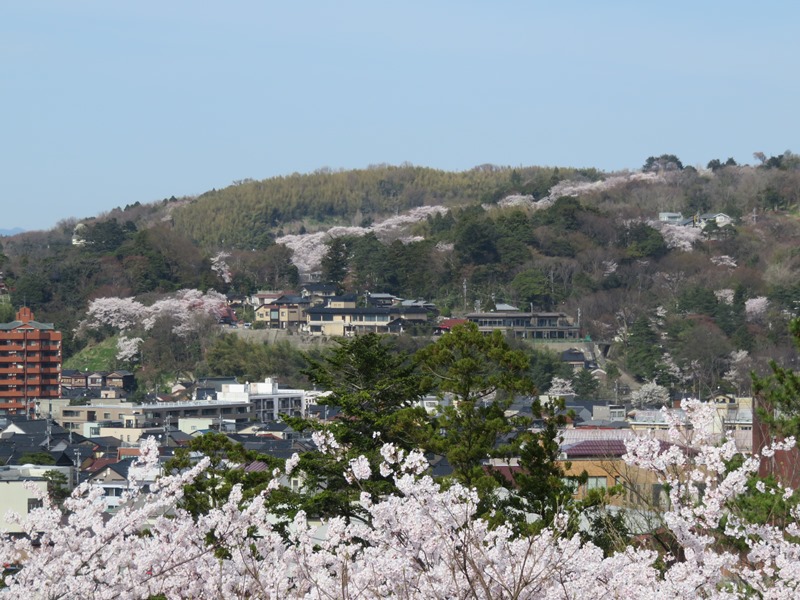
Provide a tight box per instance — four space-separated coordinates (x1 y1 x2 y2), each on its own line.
0 307 62 416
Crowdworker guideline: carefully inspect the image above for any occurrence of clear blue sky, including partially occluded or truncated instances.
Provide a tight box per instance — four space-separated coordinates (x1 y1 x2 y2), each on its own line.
2 1 798 231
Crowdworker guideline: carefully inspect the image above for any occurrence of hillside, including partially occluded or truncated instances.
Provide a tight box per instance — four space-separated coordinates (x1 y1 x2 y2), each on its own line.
0 153 799 398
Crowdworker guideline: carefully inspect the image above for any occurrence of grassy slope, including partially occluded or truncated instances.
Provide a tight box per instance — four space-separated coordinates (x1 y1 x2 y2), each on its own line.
63 337 119 372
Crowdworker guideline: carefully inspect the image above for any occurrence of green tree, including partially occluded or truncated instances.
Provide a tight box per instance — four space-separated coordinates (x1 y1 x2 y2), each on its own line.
320 237 350 287
283 334 434 522
512 269 556 310
298 333 432 451
17 452 56 465
10 273 52 309
572 368 599 400
416 323 535 492
753 318 800 438
493 397 584 533
80 219 136 253
43 470 70 506
0 301 14 323
619 222 668 259
626 316 662 381
643 154 684 172
454 215 499 265
164 432 280 519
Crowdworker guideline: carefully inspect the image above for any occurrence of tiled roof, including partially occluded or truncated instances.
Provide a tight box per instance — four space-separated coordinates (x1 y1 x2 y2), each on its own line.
562 439 628 458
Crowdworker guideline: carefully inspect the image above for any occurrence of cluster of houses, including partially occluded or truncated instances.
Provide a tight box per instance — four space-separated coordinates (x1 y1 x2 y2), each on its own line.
240 284 440 336
0 340 760 528
238 283 582 340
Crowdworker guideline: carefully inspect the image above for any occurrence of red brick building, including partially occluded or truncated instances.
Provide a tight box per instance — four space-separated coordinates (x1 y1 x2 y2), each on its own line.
0 307 62 415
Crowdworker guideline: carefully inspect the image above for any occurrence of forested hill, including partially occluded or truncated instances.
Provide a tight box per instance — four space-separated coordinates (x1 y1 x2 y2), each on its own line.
168 164 600 249
0 153 799 397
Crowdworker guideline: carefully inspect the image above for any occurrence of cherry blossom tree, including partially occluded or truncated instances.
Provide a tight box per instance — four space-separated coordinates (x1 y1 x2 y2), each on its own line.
630 381 671 408
723 349 753 395
745 296 769 322
79 289 227 339
116 335 143 362
210 251 232 284
657 223 702 252
546 376 575 398
2 401 800 598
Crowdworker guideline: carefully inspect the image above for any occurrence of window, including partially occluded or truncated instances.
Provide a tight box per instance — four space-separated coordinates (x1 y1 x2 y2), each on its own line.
561 478 580 493
652 484 669 508
28 498 44 512
586 476 608 491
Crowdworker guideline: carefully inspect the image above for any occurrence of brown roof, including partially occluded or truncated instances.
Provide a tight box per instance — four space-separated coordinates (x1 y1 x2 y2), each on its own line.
85 457 118 473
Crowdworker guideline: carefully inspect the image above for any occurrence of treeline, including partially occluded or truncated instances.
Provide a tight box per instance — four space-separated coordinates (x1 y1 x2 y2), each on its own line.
169 164 598 249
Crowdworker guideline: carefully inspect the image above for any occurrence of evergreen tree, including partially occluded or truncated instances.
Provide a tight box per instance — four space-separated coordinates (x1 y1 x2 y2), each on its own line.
626 316 662 381
283 334 433 522
320 237 350 287
416 323 535 494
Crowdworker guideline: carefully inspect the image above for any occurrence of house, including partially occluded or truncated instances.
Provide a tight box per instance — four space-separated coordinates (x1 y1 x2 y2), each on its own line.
105 370 134 391
61 369 88 389
557 438 668 509
87 457 161 510
273 295 312 329
560 348 588 372
0 465 73 532
398 298 439 316
434 318 468 335
86 371 106 389
216 377 307 423
465 310 580 340
300 283 338 306
304 305 429 337
366 292 400 307
57 398 254 437
698 213 733 228
658 212 684 223
325 294 358 309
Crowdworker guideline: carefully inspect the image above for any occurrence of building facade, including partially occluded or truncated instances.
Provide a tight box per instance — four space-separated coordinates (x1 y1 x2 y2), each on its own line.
465 310 580 340
216 377 306 423
0 308 62 416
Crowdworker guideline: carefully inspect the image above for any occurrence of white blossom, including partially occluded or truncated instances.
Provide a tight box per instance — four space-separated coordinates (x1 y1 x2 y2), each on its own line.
210 251 232 284
745 296 769 321
3 399 800 598
630 381 670 408
116 335 143 362
547 377 575 397
714 289 735 305
710 255 738 268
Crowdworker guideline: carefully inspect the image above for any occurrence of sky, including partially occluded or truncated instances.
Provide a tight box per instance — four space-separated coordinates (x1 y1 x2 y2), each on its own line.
2 1 799 231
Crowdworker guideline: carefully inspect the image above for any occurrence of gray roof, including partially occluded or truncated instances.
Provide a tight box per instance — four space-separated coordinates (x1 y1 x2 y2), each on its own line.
0 320 56 331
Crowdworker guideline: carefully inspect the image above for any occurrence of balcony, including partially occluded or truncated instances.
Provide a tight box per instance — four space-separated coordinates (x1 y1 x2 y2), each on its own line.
0 367 24 375
0 344 24 352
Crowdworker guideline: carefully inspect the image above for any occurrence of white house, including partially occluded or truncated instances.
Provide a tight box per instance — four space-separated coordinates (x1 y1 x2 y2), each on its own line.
216 378 308 423
0 464 74 532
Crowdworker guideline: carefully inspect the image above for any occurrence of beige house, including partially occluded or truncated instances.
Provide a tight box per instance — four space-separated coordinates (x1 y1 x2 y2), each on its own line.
0 465 73 532
58 399 255 437
304 305 429 337
254 294 310 329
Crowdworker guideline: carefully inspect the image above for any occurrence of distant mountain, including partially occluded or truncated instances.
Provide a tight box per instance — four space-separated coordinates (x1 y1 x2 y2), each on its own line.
0 228 24 236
